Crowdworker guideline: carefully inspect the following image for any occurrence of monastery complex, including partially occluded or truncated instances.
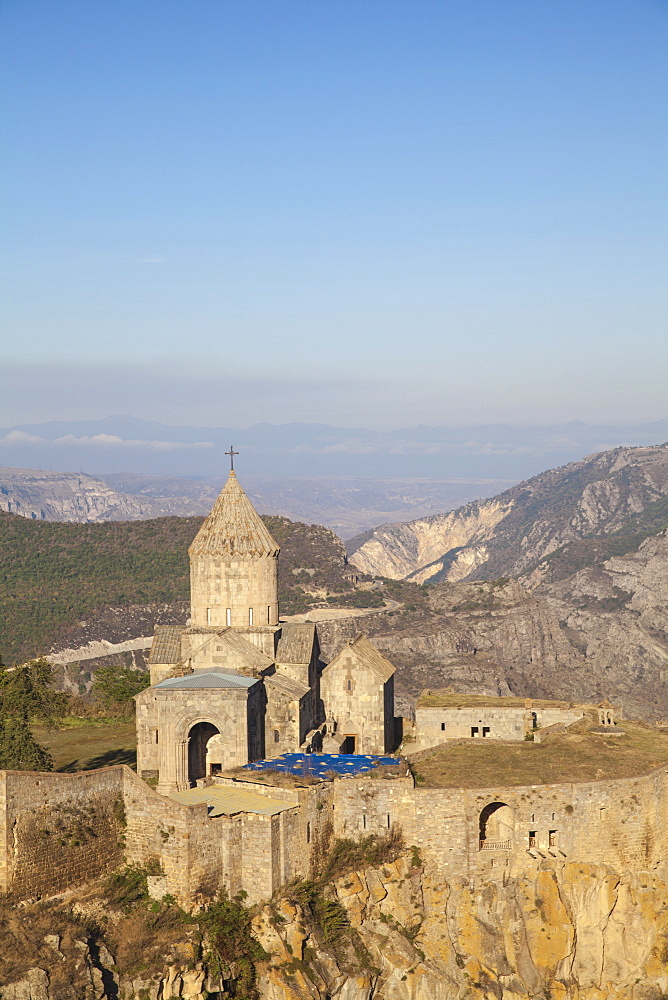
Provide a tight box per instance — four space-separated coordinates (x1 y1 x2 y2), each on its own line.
0 471 666 906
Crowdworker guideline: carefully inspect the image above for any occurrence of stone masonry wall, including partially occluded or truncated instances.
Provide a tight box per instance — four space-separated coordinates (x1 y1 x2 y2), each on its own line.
0 768 125 897
190 553 278 629
414 704 584 751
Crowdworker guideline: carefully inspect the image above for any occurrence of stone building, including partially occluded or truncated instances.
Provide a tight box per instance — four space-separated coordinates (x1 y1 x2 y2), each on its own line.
136 469 396 794
413 697 585 751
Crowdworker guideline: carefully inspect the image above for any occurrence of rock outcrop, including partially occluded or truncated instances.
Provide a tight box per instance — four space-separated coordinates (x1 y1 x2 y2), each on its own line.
0 468 161 523
5 855 666 999
252 854 668 1000
347 444 668 584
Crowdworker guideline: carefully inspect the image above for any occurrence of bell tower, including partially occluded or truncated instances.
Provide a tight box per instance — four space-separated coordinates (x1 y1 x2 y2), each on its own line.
188 463 280 633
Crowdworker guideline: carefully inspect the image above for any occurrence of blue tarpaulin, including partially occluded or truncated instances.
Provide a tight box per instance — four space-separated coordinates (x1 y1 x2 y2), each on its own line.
243 752 398 779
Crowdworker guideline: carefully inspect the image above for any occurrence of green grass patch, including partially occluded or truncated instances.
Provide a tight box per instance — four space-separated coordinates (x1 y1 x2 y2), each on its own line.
34 719 137 772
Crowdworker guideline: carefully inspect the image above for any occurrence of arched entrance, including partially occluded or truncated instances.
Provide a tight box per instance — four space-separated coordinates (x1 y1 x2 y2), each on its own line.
188 722 220 785
479 801 513 850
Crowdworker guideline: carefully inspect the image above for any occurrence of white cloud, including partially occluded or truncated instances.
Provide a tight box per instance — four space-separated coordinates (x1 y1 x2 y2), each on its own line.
52 434 214 451
1 430 46 445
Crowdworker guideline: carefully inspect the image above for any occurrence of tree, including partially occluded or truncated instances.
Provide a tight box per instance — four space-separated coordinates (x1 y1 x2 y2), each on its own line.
92 663 150 713
0 657 69 725
0 714 53 770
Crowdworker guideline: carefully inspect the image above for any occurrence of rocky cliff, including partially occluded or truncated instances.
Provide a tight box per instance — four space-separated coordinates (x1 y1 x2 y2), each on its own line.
0 468 162 523
347 444 668 585
3 854 667 999
316 528 668 721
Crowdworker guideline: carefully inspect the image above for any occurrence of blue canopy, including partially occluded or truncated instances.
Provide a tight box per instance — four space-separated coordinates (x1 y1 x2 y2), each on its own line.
243 752 398 779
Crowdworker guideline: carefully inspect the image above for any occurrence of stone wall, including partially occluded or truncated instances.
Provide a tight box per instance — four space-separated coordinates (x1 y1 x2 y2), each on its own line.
190 553 279 629
0 768 125 897
320 649 390 754
414 704 584 750
329 766 668 881
2 762 667 908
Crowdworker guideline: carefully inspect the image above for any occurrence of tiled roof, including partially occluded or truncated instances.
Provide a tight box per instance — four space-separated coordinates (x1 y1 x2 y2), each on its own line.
322 634 395 682
188 472 279 558
265 672 310 700
185 627 274 671
155 671 257 690
148 626 182 665
275 623 316 664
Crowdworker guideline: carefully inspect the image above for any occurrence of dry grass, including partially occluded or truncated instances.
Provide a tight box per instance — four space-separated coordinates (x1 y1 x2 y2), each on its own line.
34 719 137 772
409 719 668 788
223 766 322 787
417 691 576 710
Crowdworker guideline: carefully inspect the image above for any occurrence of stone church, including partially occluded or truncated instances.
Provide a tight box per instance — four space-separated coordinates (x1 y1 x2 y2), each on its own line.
136 469 396 795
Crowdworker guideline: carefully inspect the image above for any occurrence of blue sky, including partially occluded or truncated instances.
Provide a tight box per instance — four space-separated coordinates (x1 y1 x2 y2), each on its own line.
1 0 666 429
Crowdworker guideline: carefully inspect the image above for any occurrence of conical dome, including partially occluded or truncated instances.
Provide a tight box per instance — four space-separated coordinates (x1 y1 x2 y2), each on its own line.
188 472 280 558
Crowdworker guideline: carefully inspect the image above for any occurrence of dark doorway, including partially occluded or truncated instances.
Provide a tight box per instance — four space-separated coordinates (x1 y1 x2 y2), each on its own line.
340 735 357 754
188 722 220 785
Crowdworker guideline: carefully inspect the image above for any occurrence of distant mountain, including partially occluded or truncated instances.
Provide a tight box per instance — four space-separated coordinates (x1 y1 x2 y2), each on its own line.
0 467 512 537
0 468 160 522
347 444 668 584
1 414 666 480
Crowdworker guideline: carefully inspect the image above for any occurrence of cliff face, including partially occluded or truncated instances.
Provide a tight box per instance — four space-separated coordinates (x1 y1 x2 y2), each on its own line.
0 468 160 523
347 444 668 584
252 855 668 1000
315 548 668 720
4 856 667 999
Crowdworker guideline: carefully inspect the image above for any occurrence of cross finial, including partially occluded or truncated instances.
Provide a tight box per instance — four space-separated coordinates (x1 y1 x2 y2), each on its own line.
225 445 239 472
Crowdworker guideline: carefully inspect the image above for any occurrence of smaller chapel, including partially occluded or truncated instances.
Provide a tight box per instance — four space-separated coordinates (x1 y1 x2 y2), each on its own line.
136 469 396 795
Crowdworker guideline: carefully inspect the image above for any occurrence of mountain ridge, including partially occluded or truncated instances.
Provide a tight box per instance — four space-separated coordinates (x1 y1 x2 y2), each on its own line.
347 443 668 585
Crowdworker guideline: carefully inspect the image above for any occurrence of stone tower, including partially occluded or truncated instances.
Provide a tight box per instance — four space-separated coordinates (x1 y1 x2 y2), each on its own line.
188 471 280 631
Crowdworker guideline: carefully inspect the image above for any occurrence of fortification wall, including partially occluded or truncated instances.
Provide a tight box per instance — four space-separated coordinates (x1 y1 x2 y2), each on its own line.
331 767 668 880
0 767 125 897
2 764 666 906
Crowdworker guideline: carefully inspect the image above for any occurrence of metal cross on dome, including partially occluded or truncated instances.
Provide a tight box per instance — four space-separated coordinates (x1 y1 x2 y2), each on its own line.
225 445 239 472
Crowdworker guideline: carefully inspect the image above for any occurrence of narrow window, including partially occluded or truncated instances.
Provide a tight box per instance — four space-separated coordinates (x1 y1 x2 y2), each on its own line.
347 678 352 691
152 728 159 744
273 729 280 743
528 831 537 847
531 813 535 823
362 814 367 830
549 830 557 847
551 812 556 821
441 722 446 731
249 607 253 626
267 605 271 624
226 608 231 626
206 607 211 625
387 813 391 828
306 822 311 844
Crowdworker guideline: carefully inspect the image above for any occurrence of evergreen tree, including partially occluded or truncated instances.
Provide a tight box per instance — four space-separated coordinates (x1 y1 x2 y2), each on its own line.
0 657 68 724
92 663 150 712
0 714 53 771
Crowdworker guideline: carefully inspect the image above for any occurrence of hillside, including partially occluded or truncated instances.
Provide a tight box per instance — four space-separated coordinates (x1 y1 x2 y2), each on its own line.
347 443 668 584
0 511 359 664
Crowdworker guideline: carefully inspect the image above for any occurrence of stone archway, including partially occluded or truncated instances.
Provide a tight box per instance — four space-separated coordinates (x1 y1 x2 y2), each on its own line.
479 801 513 849
187 721 220 785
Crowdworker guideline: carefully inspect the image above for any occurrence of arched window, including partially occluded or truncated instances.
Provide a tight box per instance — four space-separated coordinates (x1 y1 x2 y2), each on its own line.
249 608 254 626
479 802 513 850
273 729 280 743
226 608 231 626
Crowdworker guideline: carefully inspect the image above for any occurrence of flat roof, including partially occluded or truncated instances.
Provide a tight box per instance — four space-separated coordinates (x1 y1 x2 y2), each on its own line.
417 692 576 710
170 785 294 817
